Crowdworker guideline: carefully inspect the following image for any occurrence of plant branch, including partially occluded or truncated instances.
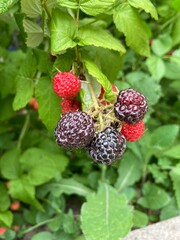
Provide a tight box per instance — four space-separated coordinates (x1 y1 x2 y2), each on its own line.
17 113 30 150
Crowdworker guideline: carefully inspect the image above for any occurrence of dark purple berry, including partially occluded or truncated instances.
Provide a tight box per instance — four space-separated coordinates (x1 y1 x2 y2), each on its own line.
54 111 95 148
114 88 148 124
88 127 126 165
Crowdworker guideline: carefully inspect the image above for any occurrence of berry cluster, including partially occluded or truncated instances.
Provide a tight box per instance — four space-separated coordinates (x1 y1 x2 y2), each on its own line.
53 71 148 165
53 71 81 113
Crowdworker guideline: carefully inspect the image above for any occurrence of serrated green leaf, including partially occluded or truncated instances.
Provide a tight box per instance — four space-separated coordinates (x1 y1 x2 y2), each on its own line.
163 145 180 159
115 151 143 192
23 19 44 48
113 3 150 56
56 0 79 9
128 0 158 20
0 97 14 122
0 211 13 228
150 125 179 152
33 49 53 74
80 0 115 16
82 57 115 101
0 183 10 211
146 56 165 81
164 61 180 80
170 165 180 209
9 176 43 210
48 178 92 197
35 76 61 130
63 210 79 234
13 51 37 110
126 71 161 106
138 182 170 209
133 210 148 228
21 0 42 18
20 148 68 186
151 34 173 56
148 164 168 184
0 148 21 179
78 25 125 54
50 9 78 55
81 183 133 240
0 0 18 14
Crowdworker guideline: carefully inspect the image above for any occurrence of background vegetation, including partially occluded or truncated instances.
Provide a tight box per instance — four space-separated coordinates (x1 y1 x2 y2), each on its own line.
0 0 179 239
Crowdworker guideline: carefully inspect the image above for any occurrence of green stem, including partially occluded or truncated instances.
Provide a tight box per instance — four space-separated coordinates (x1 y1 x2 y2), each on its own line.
21 217 56 235
42 0 51 19
101 165 107 182
17 114 30 150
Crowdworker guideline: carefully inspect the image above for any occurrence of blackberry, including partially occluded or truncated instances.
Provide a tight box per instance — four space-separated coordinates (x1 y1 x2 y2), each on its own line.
88 127 126 165
114 88 148 124
54 111 95 148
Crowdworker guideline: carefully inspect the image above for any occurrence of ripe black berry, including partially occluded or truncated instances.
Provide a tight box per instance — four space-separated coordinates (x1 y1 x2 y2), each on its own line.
54 111 95 148
114 88 148 124
88 127 126 165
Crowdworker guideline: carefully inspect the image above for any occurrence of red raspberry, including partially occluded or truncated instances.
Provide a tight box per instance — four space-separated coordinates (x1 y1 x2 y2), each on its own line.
0 228 7 235
10 201 20 211
60 99 81 114
29 97 38 111
121 120 145 142
53 72 81 99
99 84 118 105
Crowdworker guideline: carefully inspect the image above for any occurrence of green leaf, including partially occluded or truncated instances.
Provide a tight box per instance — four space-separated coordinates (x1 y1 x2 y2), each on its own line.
151 34 173 56
0 211 13 228
52 51 75 75
33 49 53 74
21 0 42 18
56 0 78 9
81 183 133 240
57 0 116 16
128 0 158 20
0 183 10 211
115 151 143 192
49 178 92 197
172 15 180 46
20 148 68 186
148 164 168 184
163 145 180 159
0 97 14 122
0 0 18 14
78 25 125 54
80 0 116 16
126 71 161 106
82 57 115 101
9 176 43 210
90 48 123 82
0 148 21 179
32 232 55 240
50 9 78 55
164 61 180 80
133 210 148 228
160 198 180 221
13 50 37 111
63 210 79 234
138 182 170 210
23 19 44 48
113 3 150 56
150 125 179 152
170 164 180 209
35 76 61 130
146 56 165 81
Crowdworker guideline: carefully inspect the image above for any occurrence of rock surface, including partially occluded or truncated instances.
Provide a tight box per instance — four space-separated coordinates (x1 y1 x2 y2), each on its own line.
124 216 180 240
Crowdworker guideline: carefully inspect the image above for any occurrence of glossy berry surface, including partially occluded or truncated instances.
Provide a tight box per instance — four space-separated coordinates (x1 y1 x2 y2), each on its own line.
54 111 95 148
88 127 126 165
114 88 148 124
60 99 81 113
121 120 145 142
53 72 81 99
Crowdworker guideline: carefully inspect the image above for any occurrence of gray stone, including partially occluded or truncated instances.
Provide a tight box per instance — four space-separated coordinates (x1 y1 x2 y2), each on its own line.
123 216 180 240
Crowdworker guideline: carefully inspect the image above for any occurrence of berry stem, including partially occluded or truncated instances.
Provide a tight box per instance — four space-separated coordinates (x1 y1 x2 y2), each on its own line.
101 165 107 182
86 74 104 130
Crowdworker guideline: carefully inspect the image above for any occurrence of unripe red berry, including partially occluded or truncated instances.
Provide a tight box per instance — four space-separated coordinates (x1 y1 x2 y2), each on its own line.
121 120 145 142
10 201 20 211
